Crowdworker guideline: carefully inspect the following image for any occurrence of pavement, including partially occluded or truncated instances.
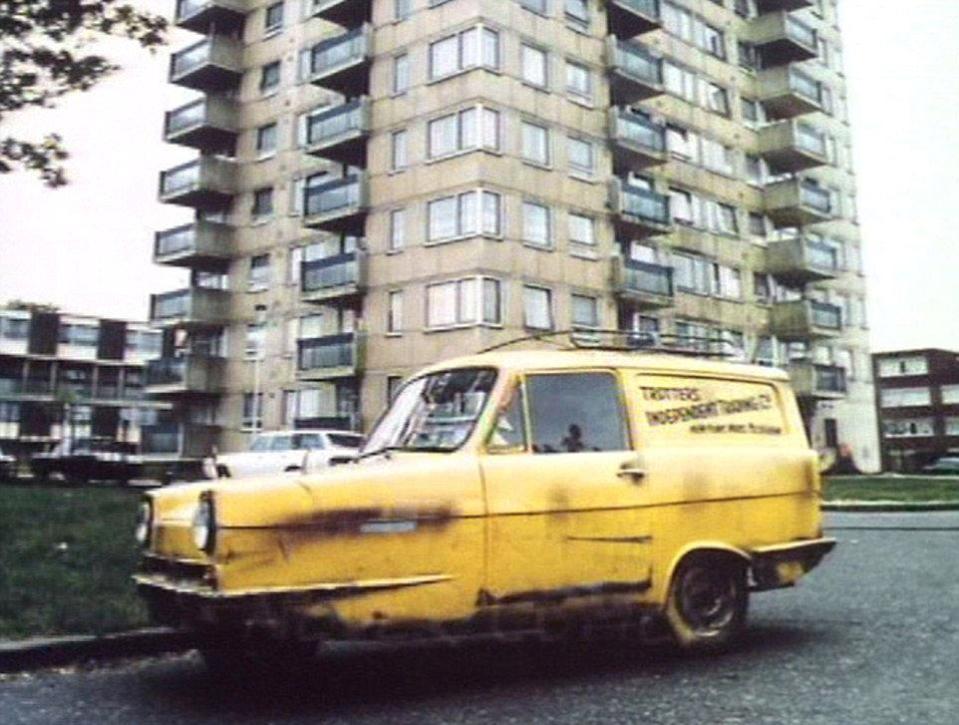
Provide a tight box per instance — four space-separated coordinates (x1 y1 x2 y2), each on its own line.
1 511 958 723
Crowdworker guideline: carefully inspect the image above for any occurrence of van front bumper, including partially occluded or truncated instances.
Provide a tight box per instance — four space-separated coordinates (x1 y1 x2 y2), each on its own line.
750 537 836 591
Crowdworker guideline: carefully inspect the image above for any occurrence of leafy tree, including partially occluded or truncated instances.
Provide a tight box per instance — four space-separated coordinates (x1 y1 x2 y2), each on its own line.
0 1 167 186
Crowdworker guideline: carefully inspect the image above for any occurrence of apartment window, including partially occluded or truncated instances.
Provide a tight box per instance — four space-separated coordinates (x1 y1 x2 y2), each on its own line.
248 254 271 291
748 212 767 239
568 212 595 247
713 264 743 299
711 202 739 235
664 62 697 101
522 201 551 248
427 106 500 158
564 0 589 30
741 98 762 128
264 2 283 34
745 155 763 186
429 27 499 80
256 122 277 157
567 136 594 177
0 316 28 340
738 42 759 71
521 0 548 14
393 53 409 93
880 387 932 408
245 322 265 358
260 61 281 94
565 60 591 100
387 290 403 334
394 0 411 20
882 418 935 439
703 81 730 116
59 324 99 347
389 208 406 251
243 393 264 430
702 24 725 58
252 187 274 219
391 129 408 170
523 285 553 330
521 121 550 165
571 294 599 329
701 138 735 176
427 190 501 242
942 385 959 405
878 356 929 377
521 44 548 87
426 277 501 328
669 188 695 225
672 253 712 295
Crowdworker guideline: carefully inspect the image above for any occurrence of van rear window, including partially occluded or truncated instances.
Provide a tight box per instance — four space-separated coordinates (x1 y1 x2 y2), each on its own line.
635 375 788 442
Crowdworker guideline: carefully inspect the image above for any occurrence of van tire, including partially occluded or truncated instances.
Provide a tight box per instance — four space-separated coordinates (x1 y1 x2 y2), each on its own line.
665 554 748 653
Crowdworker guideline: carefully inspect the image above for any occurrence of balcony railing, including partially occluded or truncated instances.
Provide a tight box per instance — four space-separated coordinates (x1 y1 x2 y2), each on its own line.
308 25 371 96
163 97 237 152
607 0 662 39
613 257 674 308
610 180 671 236
608 109 667 170
304 98 371 166
141 422 219 459
303 174 369 234
788 361 847 399
759 66 822 119
153 221 232 269
145 356 222 395
298 333 363 377
769 299 842 340
158 158 234 210
310 0 372 29
758 120 828 173
606 38 664 105
302 252 366 301
755 0 814 12
748 12 818 67
766 237 840 284
764 178 834 228
149 287 230 328
169 37 242 91
174 0 245 34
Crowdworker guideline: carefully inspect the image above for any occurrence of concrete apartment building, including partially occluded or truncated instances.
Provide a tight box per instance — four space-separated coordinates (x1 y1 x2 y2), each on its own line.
0 306 168 461
147 0 878 470
873 350 959 473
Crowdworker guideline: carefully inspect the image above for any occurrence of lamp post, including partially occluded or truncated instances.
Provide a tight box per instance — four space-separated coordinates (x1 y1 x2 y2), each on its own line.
252 304 267 435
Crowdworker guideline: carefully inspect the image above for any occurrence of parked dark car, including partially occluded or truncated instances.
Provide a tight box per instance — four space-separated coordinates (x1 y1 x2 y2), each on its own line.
31 438 142 484
920 456 959 475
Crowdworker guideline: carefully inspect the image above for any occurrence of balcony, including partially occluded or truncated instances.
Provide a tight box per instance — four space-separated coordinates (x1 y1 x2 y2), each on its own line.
158 158 234 210
163 97 237 152
304 98 371 167
303 174 369 234
141 422 219 460
297 333 364 380
607 0 662 40
153 221 233 270
755 0 815 13
0 378 54 399
769 299 842 340
608 108 667 171
174 0 246 34
612 257 674 309
788 362 847 400
309 0 372 28
609 179 672 237
605 38 664 105
169 37 242 92
295 415 359 432
766 237 841 285
759 66 822 119
145 356 223 396
748 13 818 67
308 25 372 96
758 120 828 173
149 287 231 329
302 251 367 303
764 178 835 228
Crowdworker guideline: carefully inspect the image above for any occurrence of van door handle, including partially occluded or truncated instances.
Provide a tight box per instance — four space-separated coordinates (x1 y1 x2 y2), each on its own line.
617 465 647 481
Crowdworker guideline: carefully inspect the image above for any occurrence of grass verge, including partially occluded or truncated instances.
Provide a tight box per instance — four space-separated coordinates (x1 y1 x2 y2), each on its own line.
0 484 148 641
823 475 959 503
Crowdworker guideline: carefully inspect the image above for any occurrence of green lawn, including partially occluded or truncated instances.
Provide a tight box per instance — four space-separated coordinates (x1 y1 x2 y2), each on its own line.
823 475 959 502
0 484 149 640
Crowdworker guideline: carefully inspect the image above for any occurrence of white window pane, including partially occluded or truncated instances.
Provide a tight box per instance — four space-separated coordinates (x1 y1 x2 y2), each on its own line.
482 192 501 235
482 108 500 149
459 192 478 235
460 108 478 148
458 278 477 323
427 283 457 327
429 197 457 239
523 202 550 245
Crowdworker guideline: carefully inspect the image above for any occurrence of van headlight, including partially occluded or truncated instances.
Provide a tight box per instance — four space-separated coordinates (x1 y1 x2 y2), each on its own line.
134 499 153 548
191 493 217 554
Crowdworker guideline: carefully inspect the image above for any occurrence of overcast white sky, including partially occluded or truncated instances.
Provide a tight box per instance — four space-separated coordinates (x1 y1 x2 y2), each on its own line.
1 0 957 353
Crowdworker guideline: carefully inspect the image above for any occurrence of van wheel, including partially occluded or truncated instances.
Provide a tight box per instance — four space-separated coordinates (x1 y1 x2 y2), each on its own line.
665 555 748 653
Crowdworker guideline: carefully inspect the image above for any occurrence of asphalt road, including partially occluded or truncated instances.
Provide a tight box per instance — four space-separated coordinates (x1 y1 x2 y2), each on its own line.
2 512 958 725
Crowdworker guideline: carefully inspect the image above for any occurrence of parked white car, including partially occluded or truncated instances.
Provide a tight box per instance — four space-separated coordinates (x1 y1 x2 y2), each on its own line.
210 430 364 480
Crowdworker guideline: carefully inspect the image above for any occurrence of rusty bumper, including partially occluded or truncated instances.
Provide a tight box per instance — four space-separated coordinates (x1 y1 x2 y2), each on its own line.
750 537 836 591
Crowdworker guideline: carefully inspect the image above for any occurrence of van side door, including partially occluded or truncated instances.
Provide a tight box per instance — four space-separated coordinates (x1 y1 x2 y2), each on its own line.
479 370 653 609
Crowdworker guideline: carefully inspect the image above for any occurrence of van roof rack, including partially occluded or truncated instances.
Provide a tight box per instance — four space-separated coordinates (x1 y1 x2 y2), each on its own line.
479 329 745 359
